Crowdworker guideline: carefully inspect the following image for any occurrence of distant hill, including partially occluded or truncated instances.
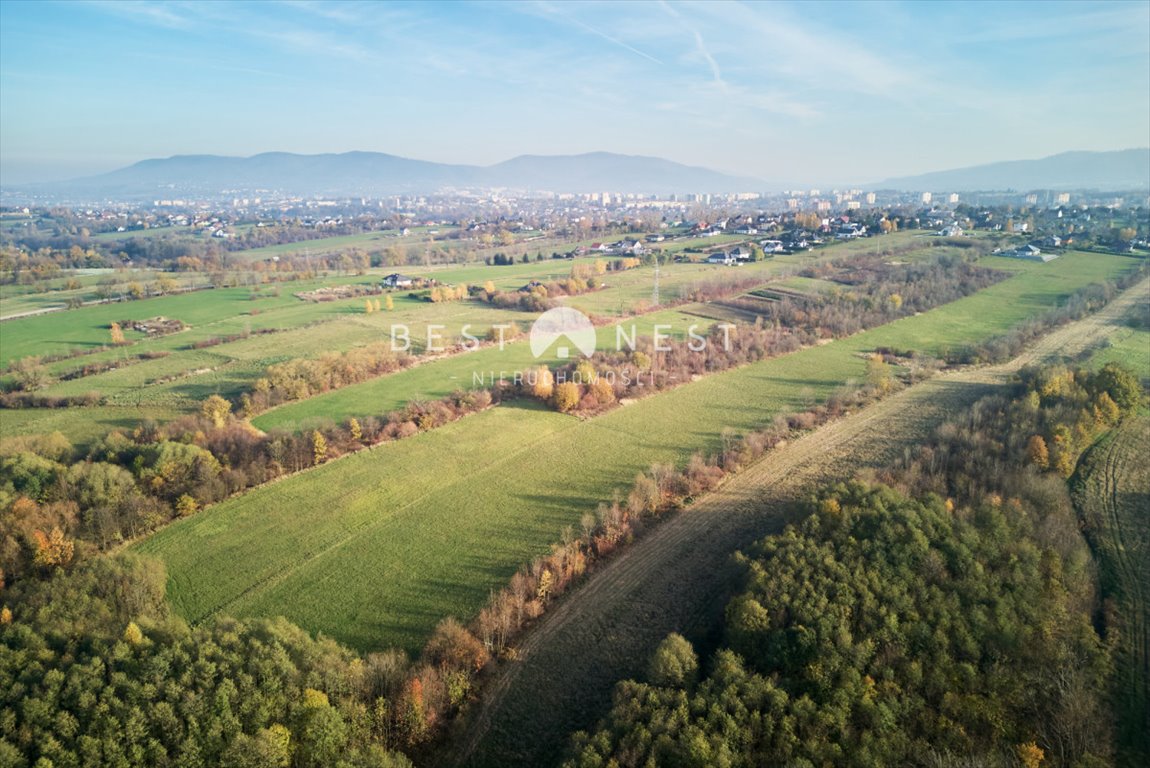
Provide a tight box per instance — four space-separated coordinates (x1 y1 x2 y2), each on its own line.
872 149 1150 192
482 152 756 194
20 151 761 200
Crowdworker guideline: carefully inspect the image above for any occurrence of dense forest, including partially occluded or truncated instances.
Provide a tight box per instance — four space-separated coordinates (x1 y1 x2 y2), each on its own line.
565 363 1144 767
0 554 422 767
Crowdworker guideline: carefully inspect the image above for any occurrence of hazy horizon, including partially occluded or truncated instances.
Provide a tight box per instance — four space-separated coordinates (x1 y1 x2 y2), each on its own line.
2 0 1148 186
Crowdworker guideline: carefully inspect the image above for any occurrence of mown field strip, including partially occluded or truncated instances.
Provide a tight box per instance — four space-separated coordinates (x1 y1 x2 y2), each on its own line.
1073 414 1150 761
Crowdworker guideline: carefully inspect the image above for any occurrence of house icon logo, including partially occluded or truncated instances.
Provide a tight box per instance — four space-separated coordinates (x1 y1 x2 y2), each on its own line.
529 307 597 359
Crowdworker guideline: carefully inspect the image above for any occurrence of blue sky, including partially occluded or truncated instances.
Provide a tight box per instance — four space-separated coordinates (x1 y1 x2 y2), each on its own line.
1 0 1147 185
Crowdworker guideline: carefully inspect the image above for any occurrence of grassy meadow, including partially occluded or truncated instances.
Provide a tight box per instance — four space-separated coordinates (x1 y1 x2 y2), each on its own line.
1 243 832 442
133 249 1144 654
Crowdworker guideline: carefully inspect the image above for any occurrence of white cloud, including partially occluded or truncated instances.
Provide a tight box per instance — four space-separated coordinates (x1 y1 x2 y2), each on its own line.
85 0 197 29
658 1 728 92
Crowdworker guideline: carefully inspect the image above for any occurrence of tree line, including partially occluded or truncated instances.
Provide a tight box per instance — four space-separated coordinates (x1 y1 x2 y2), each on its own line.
238 343 417 415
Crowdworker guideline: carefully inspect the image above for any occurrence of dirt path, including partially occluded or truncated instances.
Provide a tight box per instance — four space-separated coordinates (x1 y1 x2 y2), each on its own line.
445 279 1150 768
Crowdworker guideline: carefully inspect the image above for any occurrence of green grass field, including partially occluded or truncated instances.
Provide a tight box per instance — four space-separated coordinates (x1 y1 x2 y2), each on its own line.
134 249 1143 654
89 226 191 242
0 271 208 319
867 251 1140 356
137 338 864 654
250 307 709 432
232 230 429 259
1089 327 1150 379
1 257 656 442
0 257 646 367
0 403 182 449
0 297 537 444
3 251 815 441
247 244 888 433
1 280 356 365
1084 292 1150 378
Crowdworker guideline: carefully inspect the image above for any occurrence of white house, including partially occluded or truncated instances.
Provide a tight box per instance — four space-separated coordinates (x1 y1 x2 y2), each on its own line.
1006 244 1059 263
383 273 415 289
707 253 735 265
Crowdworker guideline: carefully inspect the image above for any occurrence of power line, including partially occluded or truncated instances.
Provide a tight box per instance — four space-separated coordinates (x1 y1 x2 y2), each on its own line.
652 252 660 306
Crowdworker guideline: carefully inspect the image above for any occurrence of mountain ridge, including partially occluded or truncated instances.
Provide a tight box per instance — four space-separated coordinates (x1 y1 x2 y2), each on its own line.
6 148 1147 201
871 148 1149 192
24 151 761 199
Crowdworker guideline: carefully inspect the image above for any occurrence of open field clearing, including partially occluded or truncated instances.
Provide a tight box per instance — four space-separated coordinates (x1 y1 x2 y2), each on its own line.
0 256 609 367
3 257 739 439
0 252 698 371
764 274 842 295
0 277 376 365
1090 326 1150 378
568 256 789 316
137 338 860 653
133 265 1144 659
0 290 89 319
88 225 201 242
0 297 530 444
3 257 671 439
0 402 184 448
0 270 204 319
6 243 838 437
398 258 597 288
225 226 608 264
449 279 1150 768
0 230 927 367
850 250 1139 356
250 306 708 432
230 228 454 260
3 247 1135 443
1084 291 1150 377
249 237 982 431
1073 415 1150 762
42 301 529 402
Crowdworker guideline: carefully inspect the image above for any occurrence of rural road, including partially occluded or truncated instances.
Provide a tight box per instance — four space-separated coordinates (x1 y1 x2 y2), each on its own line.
445 279 1149 768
